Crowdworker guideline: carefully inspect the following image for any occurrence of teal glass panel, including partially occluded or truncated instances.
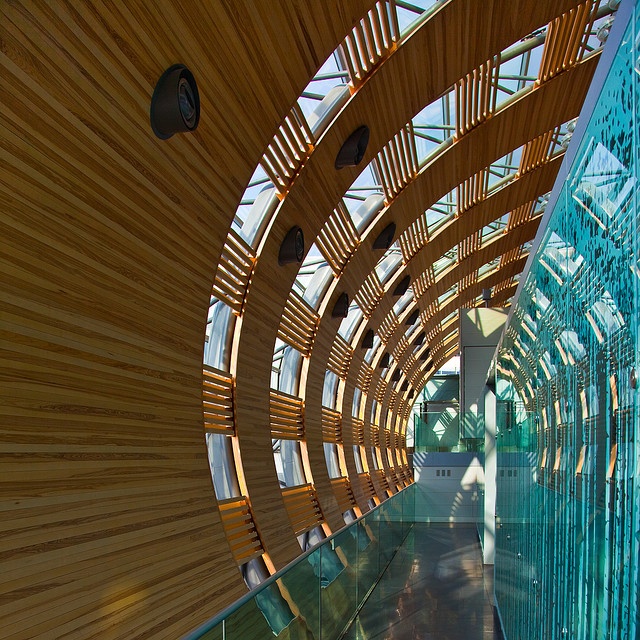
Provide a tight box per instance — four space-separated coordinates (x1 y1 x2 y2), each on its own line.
495 8 639 639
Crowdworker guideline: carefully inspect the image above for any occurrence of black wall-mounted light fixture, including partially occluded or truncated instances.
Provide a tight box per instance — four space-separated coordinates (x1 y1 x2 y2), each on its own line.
150 64 200 139
483 288 492 308
419 348 431 361
425 360 433 371
414 332 426 347
408 389 415 399
373 222 396 250
391 370 401 382
335 125 370 169
405 310 419 325
278 226 304 265
361 329 374 349
379 352 390 369
332 293 350 318
393 275 410 297
400 381 409 392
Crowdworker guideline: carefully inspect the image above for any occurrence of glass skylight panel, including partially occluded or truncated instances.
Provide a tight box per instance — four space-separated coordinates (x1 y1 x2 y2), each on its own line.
433 248 457 279
338 303 364 341
297 52 350 121
480 214 509 246
294 244 330 303
395 0 441 36
374 243 403 283
365 334 382 364
412 90 455 163
487 147 522 191
233 165 277 246
392 287 414 316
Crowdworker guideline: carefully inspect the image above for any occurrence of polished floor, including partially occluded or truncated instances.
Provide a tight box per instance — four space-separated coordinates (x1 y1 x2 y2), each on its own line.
342 523 503 640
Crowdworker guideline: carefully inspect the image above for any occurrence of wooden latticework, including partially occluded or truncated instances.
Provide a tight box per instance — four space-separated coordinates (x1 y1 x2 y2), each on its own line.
281 484 324 536
356 362 374 394
359 472 376 499
316 201 360 276
392 336 410 362
330 477 358 513
458 230 481 260
278 291 319 356
455 55 500 137
218 496 264 565
538 1 597 83
355 271 384 317
339 0 399 87
413 268 434 299
322 407 342 443
506 200 536 231
328 334 353 379
212 229 256 315
518 126 562 175
457 169 488 214
374 122 419 202
270 390 304 439
352 418 365 445
378 310 400 344
203 366 235 435
374 378 387 404
261 103 314 194
399 213 428 262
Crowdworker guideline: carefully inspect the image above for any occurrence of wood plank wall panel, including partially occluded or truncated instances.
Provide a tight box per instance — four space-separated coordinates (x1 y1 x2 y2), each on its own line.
0 1 370 638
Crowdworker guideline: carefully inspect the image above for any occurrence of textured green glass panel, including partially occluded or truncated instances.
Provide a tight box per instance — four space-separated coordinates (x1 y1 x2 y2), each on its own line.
495 9 639 639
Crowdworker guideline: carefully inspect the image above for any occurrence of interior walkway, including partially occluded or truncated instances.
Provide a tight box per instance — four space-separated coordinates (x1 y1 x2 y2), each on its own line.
342 523 503 640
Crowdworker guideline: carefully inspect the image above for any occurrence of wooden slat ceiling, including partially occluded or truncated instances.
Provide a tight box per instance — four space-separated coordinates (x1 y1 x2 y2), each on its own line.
1 0 608 637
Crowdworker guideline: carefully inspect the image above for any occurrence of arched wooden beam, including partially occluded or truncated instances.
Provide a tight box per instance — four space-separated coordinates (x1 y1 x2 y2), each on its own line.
233 0 589 549
310 54 596 509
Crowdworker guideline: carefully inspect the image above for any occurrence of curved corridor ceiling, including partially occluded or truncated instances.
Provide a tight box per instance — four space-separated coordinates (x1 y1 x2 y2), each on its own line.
0 0 619 637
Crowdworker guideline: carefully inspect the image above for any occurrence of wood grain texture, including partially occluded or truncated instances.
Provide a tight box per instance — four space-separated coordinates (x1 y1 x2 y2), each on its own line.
0 1 370 637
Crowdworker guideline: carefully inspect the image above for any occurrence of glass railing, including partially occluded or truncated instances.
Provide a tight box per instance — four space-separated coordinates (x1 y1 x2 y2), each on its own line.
184 485 416 640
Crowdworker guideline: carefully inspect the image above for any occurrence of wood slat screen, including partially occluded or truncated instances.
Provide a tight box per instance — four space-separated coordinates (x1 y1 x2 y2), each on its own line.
316 201 361 276
374 122 419 202
370 426 381 448
399 213 428 262
371 468 390 493
519 125 562 174
281 484 324 536
354 271 384 317
218 496 265 566
506 200 536 231
388 389 398 411
374 378 387 404
384 429 391 449
356 362 374 394
330 477 358 513
458 230 481 260
270 390 305 440
212 229 256 315
203 366 235 435
328 334 354 379
457 169 489 214
538 1 596 83
322 407 343 443
261 103 315 195
378 310 400 344
339 0 399 87
358 472 376 499
352 418 365 445
455 54 500 137
392 336 410 362
413 268 434 300
278 291 320 356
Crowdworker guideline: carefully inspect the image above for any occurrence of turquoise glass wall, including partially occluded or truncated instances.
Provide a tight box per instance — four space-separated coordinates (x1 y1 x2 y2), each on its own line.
495 6 639 639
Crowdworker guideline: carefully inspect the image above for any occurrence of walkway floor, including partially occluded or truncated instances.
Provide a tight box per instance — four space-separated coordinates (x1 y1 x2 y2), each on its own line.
342 523 503 640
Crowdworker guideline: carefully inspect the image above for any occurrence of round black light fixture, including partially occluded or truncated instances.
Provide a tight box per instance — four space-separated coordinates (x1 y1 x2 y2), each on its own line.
391 370 401 382
373 222 396 250
150 64 200 139
332 293 350 318
361 329 374 349
279 226 305 265
400 381 409 393
379 352 390 369
393 275 411 297
335 125 370 169
419 348 431 361
405 310 419 326
414 332 426 347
